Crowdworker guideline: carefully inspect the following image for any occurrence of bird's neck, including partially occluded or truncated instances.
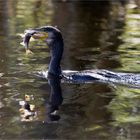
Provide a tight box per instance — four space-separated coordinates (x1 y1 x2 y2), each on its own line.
48 37 64 77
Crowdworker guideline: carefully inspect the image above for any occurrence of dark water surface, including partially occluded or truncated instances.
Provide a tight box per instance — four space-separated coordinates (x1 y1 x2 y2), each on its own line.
0 0 140 139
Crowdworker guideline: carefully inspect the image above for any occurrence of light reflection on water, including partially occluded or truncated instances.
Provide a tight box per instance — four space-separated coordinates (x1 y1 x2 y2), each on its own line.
0 0 140 139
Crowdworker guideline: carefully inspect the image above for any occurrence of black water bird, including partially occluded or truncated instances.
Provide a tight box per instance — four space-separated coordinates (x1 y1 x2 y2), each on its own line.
23 26 99 82
23 26 63 78
22 26 140 87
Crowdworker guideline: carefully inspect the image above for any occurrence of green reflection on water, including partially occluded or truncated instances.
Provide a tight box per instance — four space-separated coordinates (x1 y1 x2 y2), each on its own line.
118 5 140 72
9 0 54 31
105 4 140 139
108 87 140 125
0 0 54 138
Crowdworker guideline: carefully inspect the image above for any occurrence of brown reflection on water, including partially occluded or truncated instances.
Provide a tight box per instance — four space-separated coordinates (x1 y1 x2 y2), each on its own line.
52 1 125 70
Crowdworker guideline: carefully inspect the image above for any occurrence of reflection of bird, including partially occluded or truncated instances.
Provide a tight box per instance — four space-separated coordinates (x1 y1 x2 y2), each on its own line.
46 77 62 122
22 26 140 87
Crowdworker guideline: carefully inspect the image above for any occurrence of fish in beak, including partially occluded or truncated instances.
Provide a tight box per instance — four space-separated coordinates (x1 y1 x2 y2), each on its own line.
21 28 49 55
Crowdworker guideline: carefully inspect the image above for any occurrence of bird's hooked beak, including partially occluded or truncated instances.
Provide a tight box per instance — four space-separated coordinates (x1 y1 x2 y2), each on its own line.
22 28 49 54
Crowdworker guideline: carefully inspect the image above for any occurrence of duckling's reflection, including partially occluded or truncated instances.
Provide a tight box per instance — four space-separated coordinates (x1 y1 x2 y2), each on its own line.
46 76 63 122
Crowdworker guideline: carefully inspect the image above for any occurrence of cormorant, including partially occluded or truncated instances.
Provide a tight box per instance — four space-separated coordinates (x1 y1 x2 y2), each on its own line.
22 26 140 87
23 26 63 78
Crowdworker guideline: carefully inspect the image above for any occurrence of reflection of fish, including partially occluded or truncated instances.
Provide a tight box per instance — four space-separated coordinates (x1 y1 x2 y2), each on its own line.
19 95 37 122
21 26 140 88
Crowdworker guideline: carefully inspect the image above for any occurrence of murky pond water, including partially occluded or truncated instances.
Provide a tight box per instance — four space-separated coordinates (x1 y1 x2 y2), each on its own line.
0 0 140 139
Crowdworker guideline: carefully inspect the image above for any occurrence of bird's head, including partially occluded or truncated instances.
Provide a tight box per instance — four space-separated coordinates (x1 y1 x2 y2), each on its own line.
22 26 63 54
21 26 64 76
